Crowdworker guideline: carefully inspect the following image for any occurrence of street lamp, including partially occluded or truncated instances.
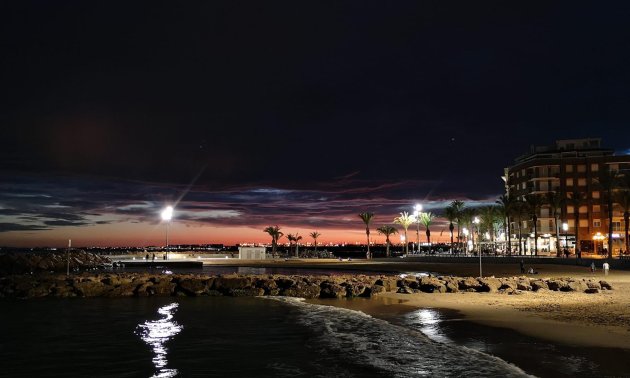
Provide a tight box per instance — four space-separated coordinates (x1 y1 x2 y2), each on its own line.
161 206 174 260
414 204 422 254
562 222 569 253
473 217 482 277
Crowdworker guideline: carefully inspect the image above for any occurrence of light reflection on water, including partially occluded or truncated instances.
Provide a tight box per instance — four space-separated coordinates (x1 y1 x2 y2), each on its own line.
136 303 183 378
406 308 452 344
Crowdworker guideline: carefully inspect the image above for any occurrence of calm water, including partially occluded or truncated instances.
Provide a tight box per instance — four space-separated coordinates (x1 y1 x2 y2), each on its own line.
1 297 627 377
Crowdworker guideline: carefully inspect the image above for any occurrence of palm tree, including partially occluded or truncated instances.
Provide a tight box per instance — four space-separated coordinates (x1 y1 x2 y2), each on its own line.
569 190 587 255
286 233 295 256
377 225 398 257
496 194 515 255
596 169 620 259
513 198 528 255
294 234 303 257
444 205 457 253
615 189 630 256
545 191 565 257
525 194 543 256
479 206 498 252
394 211 414 255
310 231 321 252
419 212 435 252
459 207 475 254
449 200 465 251
263 225 283 256
358 212 375 259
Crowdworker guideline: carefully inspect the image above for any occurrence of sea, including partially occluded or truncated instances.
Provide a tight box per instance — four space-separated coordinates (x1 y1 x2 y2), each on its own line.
1 294 628 377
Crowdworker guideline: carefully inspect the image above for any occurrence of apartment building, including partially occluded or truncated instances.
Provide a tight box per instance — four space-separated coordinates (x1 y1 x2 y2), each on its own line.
504 138 630 255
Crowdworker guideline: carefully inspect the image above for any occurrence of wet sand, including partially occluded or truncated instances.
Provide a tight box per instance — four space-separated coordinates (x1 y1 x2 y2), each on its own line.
214 258 630 349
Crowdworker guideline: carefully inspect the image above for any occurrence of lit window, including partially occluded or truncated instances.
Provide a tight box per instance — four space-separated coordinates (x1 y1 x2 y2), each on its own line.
566 165 573 172
592 191 600 199
579 219 588 227
577 165 586 173
568 219 575 227
567 205 574 213
578 178 587 186
593 219 601 228
566 178 573 186
593 205 600 213
591 164 599 172
613 222 621 231
579 206 588 214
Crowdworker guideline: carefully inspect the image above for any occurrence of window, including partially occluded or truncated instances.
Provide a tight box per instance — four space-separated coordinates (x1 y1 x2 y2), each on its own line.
566 178 573 186
591 163 599 172
540 208 549 217
568 219 575 227
566 164 573 172
609 164 619 171
578 178 587 186
567 205 574 213
592 191 600 199
577 165 586 173
593 219 601 228
579 219 588 227
579 206 588 214
613 222 621 231
593 205 601 213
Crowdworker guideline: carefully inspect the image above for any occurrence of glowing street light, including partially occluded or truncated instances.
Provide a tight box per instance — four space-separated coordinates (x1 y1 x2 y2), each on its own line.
161 206 174 260
473 216 482 277
413 204 422 254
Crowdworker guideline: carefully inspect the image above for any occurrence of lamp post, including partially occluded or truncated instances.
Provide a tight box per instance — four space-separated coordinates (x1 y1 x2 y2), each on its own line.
474 217 482 277
414 204 422 254
161 206 173 260
66 239 71 276
562 222 569 254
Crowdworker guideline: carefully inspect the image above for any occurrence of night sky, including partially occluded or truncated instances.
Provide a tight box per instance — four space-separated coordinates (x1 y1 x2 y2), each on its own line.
2 2 630 247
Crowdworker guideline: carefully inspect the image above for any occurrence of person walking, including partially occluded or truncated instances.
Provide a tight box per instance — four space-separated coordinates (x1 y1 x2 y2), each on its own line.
520 259 525 274
590 261 595 273
603 261 610 276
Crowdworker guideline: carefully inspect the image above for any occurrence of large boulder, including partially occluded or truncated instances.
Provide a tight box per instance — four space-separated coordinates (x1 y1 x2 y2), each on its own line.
599 280 613 290
547 279 569 291
478 277 501 293
226 288 265 297
281 283 321 298
177 278 208 296
213 276 252 290
73 279 107 297
586 281 602 290
531 280 548 291
419 276 446 293
320 282 346 298
566 280 587 292
459 277 481 291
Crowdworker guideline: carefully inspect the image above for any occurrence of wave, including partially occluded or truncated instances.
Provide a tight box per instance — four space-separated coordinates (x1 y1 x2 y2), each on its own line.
267 297 534 378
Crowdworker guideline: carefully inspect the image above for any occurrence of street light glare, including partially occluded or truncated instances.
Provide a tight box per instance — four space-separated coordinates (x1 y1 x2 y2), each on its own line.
161 206 174 221
414 204 422 212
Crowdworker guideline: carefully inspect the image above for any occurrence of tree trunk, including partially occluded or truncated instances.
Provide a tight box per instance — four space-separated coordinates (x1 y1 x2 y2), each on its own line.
608 198 614 259
555 216 561 257
366 228 370 259
314 240 318 252
574 208 580 254
533 215 538 256
625 212 629 255
404 230 408 255
386 238 390 257
426 229 431 253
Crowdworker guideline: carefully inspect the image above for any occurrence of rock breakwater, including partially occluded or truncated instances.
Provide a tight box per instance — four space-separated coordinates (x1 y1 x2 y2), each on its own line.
0 273 613 299
0 251 110 275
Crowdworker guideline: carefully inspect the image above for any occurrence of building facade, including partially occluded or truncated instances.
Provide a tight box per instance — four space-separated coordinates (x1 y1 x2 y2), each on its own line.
504 138 630 256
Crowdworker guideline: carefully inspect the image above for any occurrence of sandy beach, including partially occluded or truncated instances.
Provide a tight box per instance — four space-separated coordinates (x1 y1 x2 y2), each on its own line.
208 258 630 349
